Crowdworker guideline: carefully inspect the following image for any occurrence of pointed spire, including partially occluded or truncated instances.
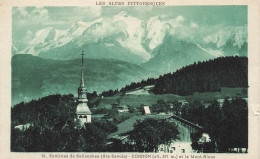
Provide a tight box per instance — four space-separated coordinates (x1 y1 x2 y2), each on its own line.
80 51 85 87
78 50 88 102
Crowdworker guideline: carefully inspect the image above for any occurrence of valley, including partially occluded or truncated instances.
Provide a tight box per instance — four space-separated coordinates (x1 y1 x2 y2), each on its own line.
11 54 153 105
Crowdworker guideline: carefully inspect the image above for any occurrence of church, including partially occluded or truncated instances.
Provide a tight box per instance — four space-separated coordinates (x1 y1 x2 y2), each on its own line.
76 51 92 126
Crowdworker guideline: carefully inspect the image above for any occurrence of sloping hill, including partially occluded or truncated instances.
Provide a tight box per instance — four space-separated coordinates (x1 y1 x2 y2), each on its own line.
153 56 248 95
118 56 247 96
12 54 152 105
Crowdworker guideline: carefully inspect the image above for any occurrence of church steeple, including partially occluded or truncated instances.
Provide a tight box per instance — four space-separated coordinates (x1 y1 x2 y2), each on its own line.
76 51 92 126
78 51 87 102
80 51 85 87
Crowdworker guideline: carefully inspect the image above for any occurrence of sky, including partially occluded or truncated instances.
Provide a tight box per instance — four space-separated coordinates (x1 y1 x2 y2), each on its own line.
12 6 247 44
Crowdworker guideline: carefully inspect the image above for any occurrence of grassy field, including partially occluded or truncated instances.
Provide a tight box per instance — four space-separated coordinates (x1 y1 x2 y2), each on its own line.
98 87 248 108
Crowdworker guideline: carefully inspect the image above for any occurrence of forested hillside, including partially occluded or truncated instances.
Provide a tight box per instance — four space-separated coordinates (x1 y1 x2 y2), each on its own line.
11 94 77 126
111 56 247 96
153 56 247 95
11 94 118 152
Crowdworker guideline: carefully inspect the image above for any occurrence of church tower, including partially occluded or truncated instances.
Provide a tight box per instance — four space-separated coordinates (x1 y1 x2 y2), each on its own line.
76 51 91 126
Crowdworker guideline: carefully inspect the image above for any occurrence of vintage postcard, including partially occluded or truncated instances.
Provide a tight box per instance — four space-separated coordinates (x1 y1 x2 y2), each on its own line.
0 0 260 159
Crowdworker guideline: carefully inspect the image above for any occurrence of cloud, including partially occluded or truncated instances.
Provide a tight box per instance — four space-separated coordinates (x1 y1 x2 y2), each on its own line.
87 6 102 18
82 17 127 42
176 15 184 22
132 7 153 15
72 6 102 20
23 30 33 42
13 7 49 25
190 22 198 28
154 15 201 42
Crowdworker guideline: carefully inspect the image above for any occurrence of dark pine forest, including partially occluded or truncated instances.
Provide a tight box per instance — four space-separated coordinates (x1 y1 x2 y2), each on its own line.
153 56 247 95
103 56 248 97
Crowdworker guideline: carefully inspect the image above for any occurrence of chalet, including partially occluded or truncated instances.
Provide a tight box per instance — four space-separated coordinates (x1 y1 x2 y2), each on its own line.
108 115 172 145
108 112 209 153
158 114 205 153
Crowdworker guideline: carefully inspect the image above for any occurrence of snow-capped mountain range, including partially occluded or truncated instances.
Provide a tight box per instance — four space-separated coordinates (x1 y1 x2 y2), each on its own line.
13 11 247 73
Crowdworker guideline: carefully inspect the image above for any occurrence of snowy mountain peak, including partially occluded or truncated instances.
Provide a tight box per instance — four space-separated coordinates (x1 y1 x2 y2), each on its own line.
14 13 247 66
144 15 172 50
115 11 129 18
30 27 54 45
203 26 247 49
77 20 88 26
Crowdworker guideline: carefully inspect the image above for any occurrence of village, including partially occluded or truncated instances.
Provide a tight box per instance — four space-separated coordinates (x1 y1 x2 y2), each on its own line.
12 53 248 153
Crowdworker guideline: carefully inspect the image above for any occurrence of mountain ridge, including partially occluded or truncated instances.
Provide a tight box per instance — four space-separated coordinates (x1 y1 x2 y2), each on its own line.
12 54 153 105
13 12 247 70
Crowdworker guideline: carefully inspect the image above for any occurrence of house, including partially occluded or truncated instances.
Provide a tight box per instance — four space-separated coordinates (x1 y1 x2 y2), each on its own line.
107 113 208 153
217 98 232 108
117 105 129 113
157 114 205 153
170 104 182 116
143 106 151 115
199 133 211 143
108 115 171 142
158 142 192 153
243 98 248 102
178 100 189 107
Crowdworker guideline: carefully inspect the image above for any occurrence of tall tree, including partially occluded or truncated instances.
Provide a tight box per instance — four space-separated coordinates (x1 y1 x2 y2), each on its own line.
127 118 179 152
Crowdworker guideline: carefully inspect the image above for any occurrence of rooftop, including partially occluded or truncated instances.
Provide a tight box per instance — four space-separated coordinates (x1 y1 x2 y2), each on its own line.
76 103 92 114
109 113 204 140
109 114 171 138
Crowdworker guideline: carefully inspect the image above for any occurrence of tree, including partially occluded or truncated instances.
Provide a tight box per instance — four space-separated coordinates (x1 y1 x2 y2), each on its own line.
127 105 135 113
80 123 108 152
151 99 170 114
11 127 26 152
181 100 205 126
127 118 179 152
191 132 203 153
190 98 248 153
222 98 248 151
153 56 247 95
11 94 121 152
106 108 118 118
92 120 118 133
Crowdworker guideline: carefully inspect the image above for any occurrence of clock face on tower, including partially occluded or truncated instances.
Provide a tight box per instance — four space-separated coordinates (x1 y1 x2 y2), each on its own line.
82 94 86 98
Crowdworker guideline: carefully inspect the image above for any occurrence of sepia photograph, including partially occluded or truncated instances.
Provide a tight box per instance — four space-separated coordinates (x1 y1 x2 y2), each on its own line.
10 5 249 153
0 1 260 158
